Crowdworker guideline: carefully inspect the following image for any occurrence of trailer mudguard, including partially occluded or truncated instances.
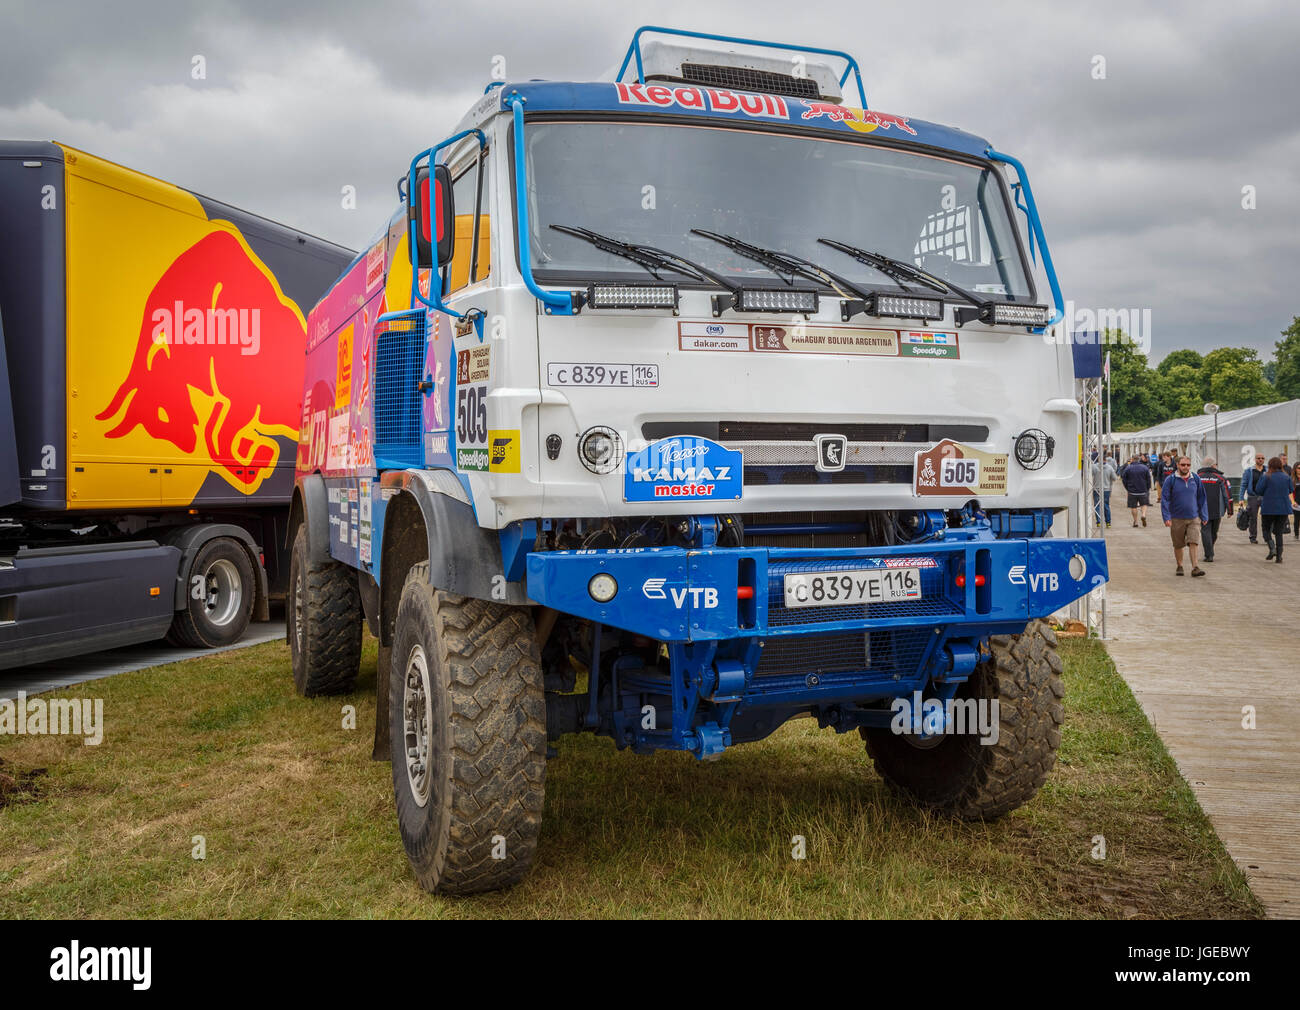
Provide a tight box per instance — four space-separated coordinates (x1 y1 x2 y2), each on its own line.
160 523 270 621
379 468 531 606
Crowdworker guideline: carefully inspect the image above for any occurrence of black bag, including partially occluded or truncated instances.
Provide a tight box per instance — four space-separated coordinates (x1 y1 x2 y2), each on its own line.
1236 509 1250 532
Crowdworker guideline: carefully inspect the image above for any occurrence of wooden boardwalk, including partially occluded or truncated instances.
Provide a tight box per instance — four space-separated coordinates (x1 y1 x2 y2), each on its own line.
1100 507 1299 918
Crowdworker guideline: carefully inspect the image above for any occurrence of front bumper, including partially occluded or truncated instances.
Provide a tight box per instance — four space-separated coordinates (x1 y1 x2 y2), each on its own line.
526 536 1107 643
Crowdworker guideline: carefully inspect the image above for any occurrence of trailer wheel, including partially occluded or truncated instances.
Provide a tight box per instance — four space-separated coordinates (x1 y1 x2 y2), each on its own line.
861 620 1064 820
166 537 256 649
389 562 546 894
287 525 361 696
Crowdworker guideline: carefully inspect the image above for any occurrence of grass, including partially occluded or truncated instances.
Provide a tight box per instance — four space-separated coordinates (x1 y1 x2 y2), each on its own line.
0 635 1262 919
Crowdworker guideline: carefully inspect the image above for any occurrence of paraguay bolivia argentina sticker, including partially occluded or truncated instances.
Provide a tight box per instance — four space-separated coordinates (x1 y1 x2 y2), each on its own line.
624 436 743 503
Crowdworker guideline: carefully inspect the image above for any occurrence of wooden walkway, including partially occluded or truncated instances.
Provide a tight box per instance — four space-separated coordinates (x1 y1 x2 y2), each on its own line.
1100 508 1299 918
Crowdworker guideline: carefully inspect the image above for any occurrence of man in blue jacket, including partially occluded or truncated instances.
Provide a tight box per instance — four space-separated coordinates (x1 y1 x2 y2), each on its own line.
1162 456 1208 576
1241 451 1267 543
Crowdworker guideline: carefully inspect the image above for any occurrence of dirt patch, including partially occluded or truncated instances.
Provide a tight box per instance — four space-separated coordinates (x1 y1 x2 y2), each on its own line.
0 757 47 809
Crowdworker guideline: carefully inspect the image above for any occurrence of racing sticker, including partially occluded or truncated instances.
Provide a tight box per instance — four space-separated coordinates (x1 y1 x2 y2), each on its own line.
752 324 898 356
489 429 520 473
457 345 490 384
624 436 743 503
914 439 1008 497
678 321 750 352
547 363 659 387
900 331 960 359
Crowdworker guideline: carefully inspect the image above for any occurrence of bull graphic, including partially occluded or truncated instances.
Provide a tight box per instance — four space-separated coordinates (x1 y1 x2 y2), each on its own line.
97 230 307 490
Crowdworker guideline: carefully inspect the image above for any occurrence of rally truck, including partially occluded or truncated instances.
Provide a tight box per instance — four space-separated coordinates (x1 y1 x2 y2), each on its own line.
287 26 1107 894
0 142 353 670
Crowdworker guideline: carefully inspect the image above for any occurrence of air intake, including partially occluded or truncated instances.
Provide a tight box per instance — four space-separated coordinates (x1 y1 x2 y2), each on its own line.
677 62 822 100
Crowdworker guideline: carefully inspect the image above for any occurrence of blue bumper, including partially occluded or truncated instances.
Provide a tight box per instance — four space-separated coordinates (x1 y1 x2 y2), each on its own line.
525 537 1108 643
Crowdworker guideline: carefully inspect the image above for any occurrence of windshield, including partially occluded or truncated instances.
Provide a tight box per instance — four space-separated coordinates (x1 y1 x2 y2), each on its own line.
522 120 1034 300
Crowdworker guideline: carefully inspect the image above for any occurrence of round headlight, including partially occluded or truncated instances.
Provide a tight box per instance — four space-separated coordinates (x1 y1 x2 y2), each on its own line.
578 426 624 475
588 573 618 603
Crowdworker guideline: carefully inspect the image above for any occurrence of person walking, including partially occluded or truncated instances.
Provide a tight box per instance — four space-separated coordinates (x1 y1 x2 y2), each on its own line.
1292 476 1300 541
1242 451 1268 544
1161 456 1208 576
1196 456 1233 562
1121 454 1153 527
1101 453 1117 527
1281 451 1292 477
1154 452 1176 503
1254 457 1295 563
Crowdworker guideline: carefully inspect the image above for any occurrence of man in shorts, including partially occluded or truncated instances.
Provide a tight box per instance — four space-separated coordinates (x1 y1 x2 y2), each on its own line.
1121 455 1153 526
1161 456 1208 576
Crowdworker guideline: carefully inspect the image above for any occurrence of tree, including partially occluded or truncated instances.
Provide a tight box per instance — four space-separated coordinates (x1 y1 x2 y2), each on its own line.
1156 348 1204 376
1157 363 1205 417
1209 360 1278 410
1274 316 1300 400
1106 329 1169 428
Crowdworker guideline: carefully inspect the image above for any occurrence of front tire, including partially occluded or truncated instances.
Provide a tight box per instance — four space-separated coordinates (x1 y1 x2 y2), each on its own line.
862 620 1064 820
287 525 361 696
166 537 256 648
389 563 546 894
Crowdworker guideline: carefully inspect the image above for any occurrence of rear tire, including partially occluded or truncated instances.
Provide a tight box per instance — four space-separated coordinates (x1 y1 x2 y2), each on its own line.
861 620 1064 820
287 525 361 696
389 562 546 894
166 537 256 648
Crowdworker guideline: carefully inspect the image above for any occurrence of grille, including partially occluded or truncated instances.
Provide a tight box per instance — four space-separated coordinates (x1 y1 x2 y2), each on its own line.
677 63 822 100
744 464 913 486
767 557 962 627
642 422 990 443
756 629 933 679
374 312 426 467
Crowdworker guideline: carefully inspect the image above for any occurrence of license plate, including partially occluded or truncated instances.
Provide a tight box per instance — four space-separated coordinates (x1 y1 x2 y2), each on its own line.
783 567 923 608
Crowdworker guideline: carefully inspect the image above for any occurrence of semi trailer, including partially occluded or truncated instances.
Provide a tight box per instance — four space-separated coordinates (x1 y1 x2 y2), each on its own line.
0 142 353 670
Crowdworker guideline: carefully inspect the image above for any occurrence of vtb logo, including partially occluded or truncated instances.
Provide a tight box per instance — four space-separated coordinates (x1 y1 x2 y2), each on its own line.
815 433 847 473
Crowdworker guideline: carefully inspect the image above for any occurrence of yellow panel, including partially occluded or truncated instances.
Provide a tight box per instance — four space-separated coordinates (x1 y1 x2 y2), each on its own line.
68 463 161 507
61 145 306 508
447 215 491 294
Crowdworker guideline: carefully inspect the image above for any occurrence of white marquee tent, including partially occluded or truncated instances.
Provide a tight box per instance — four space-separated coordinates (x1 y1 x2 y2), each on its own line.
1113 399 1300 477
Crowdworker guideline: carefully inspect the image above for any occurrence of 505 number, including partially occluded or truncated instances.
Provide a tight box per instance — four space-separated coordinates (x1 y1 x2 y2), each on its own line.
456 386 487 445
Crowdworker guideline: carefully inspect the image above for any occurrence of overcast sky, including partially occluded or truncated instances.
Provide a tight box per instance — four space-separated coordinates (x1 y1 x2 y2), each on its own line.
2 0 1296 363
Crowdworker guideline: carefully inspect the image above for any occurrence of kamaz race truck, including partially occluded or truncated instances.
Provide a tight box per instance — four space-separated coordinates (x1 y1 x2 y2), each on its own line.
0 142 353 669
287 27 1108 894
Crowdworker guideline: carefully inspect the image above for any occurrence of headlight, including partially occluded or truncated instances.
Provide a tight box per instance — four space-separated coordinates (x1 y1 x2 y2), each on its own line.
578 426 624 475
588 573 618 603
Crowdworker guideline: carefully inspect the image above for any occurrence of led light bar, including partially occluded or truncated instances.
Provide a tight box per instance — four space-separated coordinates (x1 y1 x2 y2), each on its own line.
990 302 1050 326
586 284 678 310
873 293 944 320
955 301 1051 327
713 288 818 316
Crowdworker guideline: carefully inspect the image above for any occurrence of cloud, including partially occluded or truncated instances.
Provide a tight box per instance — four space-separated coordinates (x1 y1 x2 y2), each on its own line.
2 0 1296 359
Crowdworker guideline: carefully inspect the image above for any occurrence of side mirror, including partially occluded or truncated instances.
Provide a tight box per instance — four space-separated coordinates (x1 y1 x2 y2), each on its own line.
410 164 454 270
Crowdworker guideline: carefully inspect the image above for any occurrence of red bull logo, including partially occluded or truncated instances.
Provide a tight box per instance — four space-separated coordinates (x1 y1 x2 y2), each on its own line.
97 230 307 491
799 100 917 135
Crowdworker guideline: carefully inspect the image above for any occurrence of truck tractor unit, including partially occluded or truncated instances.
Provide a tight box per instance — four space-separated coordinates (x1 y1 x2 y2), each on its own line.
0 142 354 669
287 27 1108 894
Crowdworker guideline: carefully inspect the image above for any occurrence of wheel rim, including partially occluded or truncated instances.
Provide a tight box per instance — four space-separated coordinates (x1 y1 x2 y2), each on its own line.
403 645 434 808
202 558 244 628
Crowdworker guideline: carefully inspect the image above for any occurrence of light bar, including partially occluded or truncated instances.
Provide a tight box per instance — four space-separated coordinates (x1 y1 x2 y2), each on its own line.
956 301 1051 327
713 288 819 316
990 302 1050 326
586 284 678 310
873 293 944 320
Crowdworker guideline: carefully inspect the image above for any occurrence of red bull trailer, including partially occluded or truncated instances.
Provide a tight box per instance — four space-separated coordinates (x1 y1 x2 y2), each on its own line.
0 141 354 669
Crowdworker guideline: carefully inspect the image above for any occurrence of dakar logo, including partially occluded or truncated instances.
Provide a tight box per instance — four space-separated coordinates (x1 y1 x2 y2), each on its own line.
97 230 307 492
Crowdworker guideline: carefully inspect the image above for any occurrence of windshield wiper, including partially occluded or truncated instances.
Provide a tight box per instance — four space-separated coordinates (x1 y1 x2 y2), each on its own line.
689 229 874 305
549 225 713 284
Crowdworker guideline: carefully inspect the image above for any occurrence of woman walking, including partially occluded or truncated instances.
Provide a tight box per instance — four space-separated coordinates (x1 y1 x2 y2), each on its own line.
1254 457 1295 562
